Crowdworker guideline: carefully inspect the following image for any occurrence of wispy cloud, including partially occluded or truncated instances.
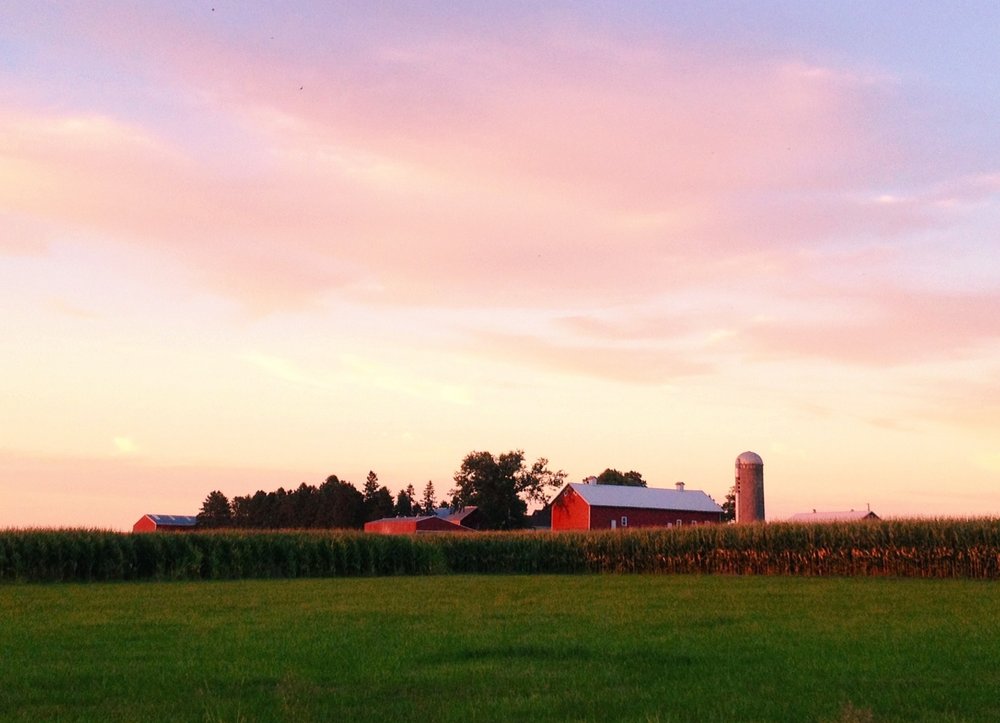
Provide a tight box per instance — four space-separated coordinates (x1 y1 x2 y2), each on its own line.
242 352 472 405
468 332 710 385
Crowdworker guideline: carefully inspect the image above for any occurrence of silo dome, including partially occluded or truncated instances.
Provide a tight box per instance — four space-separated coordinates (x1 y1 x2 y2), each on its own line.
736 451 763 465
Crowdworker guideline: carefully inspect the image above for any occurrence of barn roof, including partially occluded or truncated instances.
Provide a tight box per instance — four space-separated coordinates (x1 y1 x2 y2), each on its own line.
364 515 474 533
146 514 198 526
434 506 479 523
370 515 434 523
788 510 879 522
563 483 723 513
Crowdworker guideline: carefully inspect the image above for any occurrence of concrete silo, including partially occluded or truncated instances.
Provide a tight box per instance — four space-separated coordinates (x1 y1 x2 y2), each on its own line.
735 451 764 523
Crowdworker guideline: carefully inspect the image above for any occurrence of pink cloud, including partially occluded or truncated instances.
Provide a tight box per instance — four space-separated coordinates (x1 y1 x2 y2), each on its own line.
2 9 994 317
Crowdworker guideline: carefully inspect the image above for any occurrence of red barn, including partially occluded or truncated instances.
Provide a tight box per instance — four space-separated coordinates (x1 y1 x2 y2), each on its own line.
132 514 198 532
364 515 476 534
550 483 723 531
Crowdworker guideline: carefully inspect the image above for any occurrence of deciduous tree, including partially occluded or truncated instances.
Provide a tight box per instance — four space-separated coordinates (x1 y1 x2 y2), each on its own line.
595 468 647 487
721 485 736 522
451 450 565 530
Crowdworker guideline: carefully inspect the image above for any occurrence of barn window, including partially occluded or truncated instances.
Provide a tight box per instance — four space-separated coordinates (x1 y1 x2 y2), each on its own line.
621 516 628 527
676 519 683 526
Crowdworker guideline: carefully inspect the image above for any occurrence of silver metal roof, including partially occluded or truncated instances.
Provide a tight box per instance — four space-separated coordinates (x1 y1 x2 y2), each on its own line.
436 506 478 522
563 483 722 513
147 514 198 526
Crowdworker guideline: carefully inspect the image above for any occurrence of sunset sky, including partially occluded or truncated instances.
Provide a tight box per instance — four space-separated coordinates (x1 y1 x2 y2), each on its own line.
3 2 999 529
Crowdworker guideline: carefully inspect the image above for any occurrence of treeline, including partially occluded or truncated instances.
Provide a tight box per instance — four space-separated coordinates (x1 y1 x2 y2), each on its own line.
199 473 445 530
196 449 568 531
4 518 1000 582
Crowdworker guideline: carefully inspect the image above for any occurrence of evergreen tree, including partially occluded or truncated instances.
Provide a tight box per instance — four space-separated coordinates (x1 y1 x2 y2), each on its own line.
197 490 232 528
362 470 379 499
362 471 394 521
226 476 365 529
420 481 437 516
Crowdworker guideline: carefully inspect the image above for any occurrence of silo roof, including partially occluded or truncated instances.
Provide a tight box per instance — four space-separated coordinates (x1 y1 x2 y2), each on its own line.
736 451 763 465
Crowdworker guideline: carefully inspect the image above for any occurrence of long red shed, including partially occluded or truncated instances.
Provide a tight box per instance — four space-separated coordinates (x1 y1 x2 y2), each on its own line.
550 483 723 531
364 515 476 534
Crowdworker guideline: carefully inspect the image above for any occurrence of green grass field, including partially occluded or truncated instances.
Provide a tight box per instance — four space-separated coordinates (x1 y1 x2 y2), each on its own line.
1 575 998 722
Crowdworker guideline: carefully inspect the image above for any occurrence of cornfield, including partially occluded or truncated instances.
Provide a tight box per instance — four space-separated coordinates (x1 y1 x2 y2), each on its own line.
2 518 999 583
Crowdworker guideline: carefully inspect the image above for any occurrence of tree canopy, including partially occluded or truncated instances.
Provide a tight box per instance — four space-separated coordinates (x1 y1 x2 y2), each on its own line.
193 450 569 531
451 450 566 530
594 468 647 487
228 476 364 529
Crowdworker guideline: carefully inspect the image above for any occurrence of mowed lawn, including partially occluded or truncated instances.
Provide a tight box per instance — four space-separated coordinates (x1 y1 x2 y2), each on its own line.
1 576 998 722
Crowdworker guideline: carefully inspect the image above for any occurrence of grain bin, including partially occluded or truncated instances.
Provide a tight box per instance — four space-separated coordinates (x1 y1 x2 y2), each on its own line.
735 451 764 523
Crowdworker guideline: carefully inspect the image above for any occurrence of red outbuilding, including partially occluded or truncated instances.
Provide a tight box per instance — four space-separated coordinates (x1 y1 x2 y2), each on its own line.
550 483 723 531
364 515 477 534
132 514 198 532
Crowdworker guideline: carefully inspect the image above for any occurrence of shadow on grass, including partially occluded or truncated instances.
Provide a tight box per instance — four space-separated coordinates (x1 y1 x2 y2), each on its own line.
425 644 696 668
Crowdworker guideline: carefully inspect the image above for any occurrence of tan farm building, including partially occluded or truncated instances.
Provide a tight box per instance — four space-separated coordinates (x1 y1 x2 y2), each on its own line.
789 510 880 522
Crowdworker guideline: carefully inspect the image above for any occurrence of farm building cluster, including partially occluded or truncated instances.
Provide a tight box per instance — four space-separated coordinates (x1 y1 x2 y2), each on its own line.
364 507 484 534
132 452 879 533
